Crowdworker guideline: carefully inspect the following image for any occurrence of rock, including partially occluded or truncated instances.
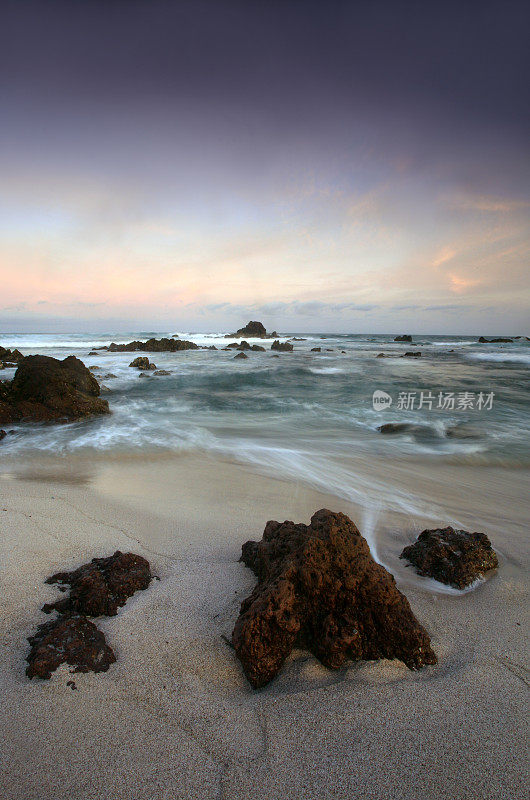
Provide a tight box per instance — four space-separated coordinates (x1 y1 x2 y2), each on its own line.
0 429 6 440
227 342 239 349
250 345 265 352
326 348 334 352
376 353 386 358
270 331 278 338
0 347 25 363
26 615 116 679
235 321 266 337
88 351 99 355
478 337 513 343
153 370 171 376
446 424 481 439
290 337 306 341
129 357 156 370
234 352 248 359
237 341 251 350
99 385 110 393
0 363 4 370
402 352 421 358
171 334 180 338
138 373 150 378
378 423 414 434
0 355 109 424
311 347 321 352
400 527 498 589
89 365 101 370
271 340 293 352
394 335 412 342
271 354 280 358
108 338 198 352
101 373 117 379
232 509 436 688
42 551 152 617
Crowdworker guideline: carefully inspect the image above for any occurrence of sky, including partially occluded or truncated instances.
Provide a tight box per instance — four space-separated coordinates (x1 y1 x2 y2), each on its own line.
1 0 529 334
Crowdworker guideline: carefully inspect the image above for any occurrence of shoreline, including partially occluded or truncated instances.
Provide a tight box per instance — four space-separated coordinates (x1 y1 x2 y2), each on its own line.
0 452 528 798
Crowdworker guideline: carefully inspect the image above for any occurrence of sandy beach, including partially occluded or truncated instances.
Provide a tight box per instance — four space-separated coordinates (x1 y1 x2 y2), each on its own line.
0 452 527 800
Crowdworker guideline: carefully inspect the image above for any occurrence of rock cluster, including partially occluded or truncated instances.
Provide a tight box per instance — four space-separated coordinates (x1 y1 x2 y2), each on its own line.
232 509 436 688
107 338 199 352
478 337 513 343
27 551 152 679
129 357 157 370
0 346 25 366
400 527 498 589
0 355 109 424
227 321 278 339
271 340 293 352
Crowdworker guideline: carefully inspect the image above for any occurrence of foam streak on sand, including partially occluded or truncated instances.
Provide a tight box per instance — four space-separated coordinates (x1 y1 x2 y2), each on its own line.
0 453 528 799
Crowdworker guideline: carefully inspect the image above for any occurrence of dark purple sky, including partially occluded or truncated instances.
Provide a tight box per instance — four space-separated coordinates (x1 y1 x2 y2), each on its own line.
1 0 529 332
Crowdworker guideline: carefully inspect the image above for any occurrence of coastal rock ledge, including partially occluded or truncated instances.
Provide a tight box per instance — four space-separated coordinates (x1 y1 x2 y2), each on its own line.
0 355 109 423
232 509 437 688
400 527 498 589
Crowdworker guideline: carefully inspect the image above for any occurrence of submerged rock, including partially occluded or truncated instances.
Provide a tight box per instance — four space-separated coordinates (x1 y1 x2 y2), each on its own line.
0 355 109 424
311 347 321 352
233 509 436 688
394 335 412 342
478 336 513 343
42 551 152 617
153 369 171 376
400 527 498 589
271 340 293 352
402 351 421 358
234 352 248 359
129 356 156 370
26 615 116 679
378 423 413 434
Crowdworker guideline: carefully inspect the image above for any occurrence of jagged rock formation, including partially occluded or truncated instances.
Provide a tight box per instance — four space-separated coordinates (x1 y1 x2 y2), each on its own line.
400 527 499 589
107 338 199 352
0 355 109 424
129 357 156 370
271 340 293 352
394 335 412 342
233 509 437 688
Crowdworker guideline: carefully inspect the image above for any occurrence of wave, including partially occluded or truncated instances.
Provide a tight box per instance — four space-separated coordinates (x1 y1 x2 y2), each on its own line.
467 352 530 364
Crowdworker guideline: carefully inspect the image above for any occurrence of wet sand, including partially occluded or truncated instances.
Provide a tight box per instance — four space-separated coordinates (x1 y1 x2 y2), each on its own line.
0 453 528 799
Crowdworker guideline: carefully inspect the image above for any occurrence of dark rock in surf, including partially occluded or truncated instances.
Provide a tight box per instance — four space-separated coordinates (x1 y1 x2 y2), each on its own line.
233 509 437 688
271 340 293 352
311 347 321 352
129 356 156 370
235 321 266 337
153 369 171 376
394 335 412 342
234 352 248 359
402 352 421 358
42 551 152 617
108 338 198 352
478 337 513 343
0 355 109 424
400 527 498 589
26 615 116 679
378 423 414 434
0 429 6 441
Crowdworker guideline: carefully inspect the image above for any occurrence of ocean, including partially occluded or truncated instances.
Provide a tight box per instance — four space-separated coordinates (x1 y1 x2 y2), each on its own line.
1 330 528 541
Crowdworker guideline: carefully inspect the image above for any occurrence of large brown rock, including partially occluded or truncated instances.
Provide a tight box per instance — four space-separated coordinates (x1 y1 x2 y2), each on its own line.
232 509 436 688
129 356 156 370
0 355 109 424
235 321 266 337
26 615 116 679
108 338 198 352
42 551 152 617
400 527 498 589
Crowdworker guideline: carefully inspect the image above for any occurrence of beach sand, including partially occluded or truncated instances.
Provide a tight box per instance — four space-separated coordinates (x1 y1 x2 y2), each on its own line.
0 453 528 799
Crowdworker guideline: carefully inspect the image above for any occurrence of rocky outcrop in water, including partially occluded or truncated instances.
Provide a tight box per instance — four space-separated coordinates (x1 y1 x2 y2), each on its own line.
234 352 248 359
400 527 498 589
271 340 293 352
42 551 152 617
402 351 421 358
394 335 412 342
0 355 109 424
226 321 278 339
311 347 321 352
26 615 116 679
129 357 157 370
107 338 198 352
478 337 513 343
232 509 437 688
